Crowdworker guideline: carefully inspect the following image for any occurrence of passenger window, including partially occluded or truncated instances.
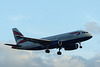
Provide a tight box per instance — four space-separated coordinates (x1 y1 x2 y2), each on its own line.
82 32 88 34
85 32 88 33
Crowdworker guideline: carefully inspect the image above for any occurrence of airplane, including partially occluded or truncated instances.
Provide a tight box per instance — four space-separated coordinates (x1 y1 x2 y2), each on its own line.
5 28 93 55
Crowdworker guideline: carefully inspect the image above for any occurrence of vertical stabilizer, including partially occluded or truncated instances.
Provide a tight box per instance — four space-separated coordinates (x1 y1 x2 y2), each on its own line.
12 28 26 45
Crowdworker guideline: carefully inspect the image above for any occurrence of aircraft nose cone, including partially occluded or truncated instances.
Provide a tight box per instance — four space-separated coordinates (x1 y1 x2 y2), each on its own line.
90 35 93 38
89 34 93 38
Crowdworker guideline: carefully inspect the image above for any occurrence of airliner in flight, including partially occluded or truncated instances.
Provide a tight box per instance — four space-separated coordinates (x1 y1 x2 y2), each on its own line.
5 28 93 55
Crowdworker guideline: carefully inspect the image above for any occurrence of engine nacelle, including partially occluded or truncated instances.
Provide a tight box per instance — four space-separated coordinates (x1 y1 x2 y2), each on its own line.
64 43 78 50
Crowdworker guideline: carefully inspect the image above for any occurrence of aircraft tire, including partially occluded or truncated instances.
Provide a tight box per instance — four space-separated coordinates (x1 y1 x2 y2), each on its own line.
45 49 50 53
57 51 62 55
80 46 82 48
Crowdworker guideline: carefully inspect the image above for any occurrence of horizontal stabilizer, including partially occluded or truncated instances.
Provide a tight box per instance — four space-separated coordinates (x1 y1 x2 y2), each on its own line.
5 44 17 46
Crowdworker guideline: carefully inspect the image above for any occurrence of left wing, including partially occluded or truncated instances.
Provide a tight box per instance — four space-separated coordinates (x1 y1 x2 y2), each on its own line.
19 36 51 45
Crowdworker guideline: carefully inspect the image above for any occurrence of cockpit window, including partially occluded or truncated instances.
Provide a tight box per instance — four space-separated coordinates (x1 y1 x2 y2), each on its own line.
82 32 88 34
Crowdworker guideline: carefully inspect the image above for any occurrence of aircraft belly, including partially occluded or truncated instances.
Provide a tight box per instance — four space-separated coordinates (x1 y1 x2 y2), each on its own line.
27 44 59 50
26 43 59 50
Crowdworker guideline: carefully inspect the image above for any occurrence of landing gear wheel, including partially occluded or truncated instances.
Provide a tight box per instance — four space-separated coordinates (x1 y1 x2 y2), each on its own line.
79 42 82 49
80 46 82 48
57 51 62 55
57 47 62 55
45 49 50 53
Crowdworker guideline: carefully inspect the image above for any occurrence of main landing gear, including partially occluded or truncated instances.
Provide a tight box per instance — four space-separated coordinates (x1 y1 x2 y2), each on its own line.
45 49 50 53
57 47 62 55
45 48 62 55
45 46 50 53
45 40 63 55
45 46 62 55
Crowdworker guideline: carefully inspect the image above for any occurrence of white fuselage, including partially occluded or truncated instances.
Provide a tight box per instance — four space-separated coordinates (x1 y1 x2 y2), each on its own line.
18 30 92 50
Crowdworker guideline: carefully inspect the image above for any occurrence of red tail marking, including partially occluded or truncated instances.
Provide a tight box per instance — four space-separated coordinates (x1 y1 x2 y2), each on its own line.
17 40 26 45
13 31 23 36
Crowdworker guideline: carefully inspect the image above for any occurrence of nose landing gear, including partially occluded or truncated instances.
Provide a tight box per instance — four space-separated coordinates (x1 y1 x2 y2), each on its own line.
79 42 82 48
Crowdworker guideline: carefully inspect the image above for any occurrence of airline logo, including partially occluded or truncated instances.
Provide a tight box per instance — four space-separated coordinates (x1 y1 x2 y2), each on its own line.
13 28 26 45
13 31 23 36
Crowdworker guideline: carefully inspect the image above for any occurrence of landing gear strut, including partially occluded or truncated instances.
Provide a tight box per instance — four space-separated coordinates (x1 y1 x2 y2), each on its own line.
45 45 50 53
57 40 62 55
79 42 82 48
57 47 62 55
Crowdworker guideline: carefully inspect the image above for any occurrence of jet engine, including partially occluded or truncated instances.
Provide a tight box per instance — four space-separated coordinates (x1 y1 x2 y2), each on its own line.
64 43 78 50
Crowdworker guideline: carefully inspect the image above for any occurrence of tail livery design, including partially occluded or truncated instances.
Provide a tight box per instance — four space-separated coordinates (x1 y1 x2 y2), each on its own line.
12 28 26 45
5 28 27 49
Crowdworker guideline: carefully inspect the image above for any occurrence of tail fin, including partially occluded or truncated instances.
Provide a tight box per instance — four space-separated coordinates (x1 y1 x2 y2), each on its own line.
12 28 26 45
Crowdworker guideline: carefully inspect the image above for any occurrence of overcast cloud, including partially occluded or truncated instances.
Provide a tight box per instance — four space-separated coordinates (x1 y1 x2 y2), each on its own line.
0 42 100 67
